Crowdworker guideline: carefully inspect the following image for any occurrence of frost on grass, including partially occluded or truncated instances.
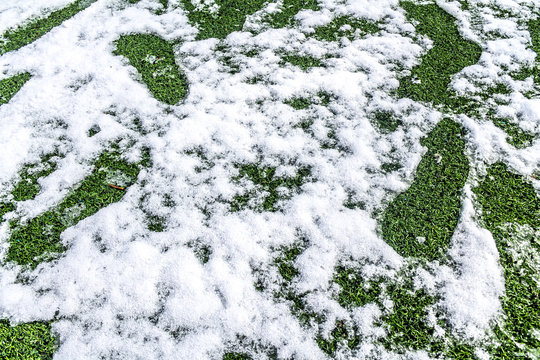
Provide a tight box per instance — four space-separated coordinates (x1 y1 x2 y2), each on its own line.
0 0 539 359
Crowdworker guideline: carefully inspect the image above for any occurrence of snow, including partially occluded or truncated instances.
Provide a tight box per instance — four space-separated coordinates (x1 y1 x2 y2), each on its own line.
0 0 539 359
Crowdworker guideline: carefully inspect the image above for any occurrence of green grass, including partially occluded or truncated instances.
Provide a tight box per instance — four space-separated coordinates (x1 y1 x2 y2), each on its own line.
0 0 95 56
380 119 469 261
180 0 268 40
274 242 306 282
317 320 359 356
223 352 251 360
0 153 59 222
11 153 59 202
330 264 479 358
230 164 310 212
285 97 312 110
528 17 540 85
6 147 143 268
87 124 101 137
0 203 16 222
382 283 478 359
313 16 379 42
334 267 383 308
266 0 320 28
492 117 536 149
396 1 482 107
188 240 212 264
268 237 323 329
155 0 169 14
114 34 189 105
2 1 538 359
217 48 242 74
372 110 402 133
473 163 540 359
0 320 57 360
285 91 331 110
381 280 438 352
0 73 31 106
141 193 173 232
280 54 324 70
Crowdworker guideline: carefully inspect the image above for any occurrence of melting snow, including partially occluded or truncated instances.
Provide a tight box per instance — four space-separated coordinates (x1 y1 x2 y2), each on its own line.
0 0 539 358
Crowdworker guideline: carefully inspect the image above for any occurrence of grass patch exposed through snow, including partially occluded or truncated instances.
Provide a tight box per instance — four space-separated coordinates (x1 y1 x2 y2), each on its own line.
285 91 331 110
1 0 539 358
313 16 380 42
6 147 144 268
0 0 95 56
492 117 536 149
0 153 59 222
266 0 320 28
0 73 31 106
223 352 251 360
0 320 56 360
280 54 324 70
230 164 310 212
380 118 469 261
397 1 482 107
473 163 540 359
179 0 268 40
328 263 478 358
114 34 189 105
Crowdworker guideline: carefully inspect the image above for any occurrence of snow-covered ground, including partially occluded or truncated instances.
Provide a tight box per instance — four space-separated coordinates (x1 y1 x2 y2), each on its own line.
0 0 539 359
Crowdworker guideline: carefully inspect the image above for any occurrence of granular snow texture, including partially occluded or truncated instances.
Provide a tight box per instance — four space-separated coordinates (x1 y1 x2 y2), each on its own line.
0 0 539 359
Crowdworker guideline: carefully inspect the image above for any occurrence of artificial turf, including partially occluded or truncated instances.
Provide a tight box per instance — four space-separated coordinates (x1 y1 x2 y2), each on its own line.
0 73 31 106
312 16 380 42
11 154 59 202
274 238 309 283
380 118 470 261
0 153 59 222
223 352 251 360
0 202 15 223
113 34 189 105
333 266 383 309
179 0 268 40
528 17 540 86
492 117 536 149
285 91 331 110
0 0 96 56
230 164 311 212
396 1 482 107
371 110 403 134
266 0 320 28
473 163 540 359
327 263 479 359
0 320 57 360
1 0 539 359
280 54 324 70
6 147 143 268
